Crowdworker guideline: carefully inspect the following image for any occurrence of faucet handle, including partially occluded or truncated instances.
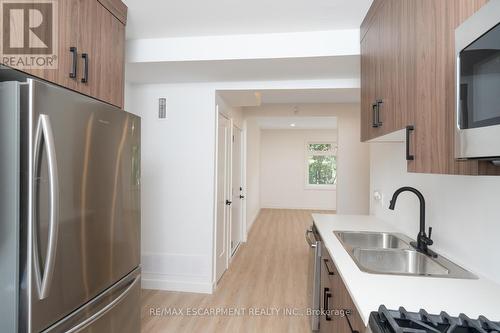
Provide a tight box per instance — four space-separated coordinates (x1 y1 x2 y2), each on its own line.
422 227 434 247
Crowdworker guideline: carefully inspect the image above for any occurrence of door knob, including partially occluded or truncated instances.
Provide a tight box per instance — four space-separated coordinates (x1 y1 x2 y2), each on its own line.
226 200 232 206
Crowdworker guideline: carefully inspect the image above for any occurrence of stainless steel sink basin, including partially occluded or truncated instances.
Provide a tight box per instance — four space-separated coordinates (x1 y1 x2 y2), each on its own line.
335 231 410 249
333 230 477 279
352 248 449 276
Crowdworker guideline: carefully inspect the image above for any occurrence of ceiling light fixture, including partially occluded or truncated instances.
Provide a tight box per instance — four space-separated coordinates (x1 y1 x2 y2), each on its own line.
290 123 296 127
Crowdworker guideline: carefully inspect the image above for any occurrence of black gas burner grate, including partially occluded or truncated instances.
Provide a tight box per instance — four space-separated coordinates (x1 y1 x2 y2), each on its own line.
369 306 500 333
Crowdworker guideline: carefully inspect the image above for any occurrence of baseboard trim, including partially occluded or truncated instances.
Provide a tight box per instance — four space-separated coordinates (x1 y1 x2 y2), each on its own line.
246 208 261 236
261 205 337 211
141 273 213 294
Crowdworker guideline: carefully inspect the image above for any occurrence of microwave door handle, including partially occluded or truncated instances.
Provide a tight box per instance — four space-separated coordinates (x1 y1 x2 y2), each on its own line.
32 114 60 300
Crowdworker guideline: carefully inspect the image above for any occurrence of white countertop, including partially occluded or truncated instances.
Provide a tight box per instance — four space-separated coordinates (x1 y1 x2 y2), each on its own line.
313 214 500 325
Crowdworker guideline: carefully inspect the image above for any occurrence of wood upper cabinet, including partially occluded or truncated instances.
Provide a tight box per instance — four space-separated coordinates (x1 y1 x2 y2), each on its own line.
409 0 489 175
4 0 126 109
19 0 79 91
360 7 380 142
91 3 126 108
360 0 414 141
77 0 126 108
361 0 496 175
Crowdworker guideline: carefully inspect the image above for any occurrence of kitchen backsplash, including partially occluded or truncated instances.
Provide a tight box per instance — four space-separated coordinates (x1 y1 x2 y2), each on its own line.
370 143 500 285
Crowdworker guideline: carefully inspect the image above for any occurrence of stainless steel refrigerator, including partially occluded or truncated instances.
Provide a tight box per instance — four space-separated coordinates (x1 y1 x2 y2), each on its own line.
0 72 141 333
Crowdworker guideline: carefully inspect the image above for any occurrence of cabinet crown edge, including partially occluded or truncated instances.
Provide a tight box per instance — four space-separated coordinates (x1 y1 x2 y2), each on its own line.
97 0 127 25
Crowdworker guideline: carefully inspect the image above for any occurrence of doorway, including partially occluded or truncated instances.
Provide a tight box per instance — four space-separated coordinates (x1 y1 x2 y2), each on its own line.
230 125 244 256
215 111 231 283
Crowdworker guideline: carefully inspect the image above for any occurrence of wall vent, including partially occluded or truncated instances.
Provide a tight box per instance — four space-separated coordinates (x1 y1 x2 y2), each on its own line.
158 98 167 119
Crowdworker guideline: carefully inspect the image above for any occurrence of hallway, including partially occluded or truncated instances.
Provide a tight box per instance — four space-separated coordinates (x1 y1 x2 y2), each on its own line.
141 209 334 333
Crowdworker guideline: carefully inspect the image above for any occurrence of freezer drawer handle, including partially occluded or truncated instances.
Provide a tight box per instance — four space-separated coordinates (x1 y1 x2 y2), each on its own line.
33 114 60 300
65 275 140 333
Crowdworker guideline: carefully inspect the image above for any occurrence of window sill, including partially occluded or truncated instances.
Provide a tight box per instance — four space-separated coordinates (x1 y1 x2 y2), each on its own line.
304 185 337 191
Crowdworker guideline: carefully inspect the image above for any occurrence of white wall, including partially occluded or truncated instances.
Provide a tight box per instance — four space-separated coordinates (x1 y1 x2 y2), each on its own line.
260 129 337 210
370 143 500 284
125 84 367 294
216 94 243 128
336 104 370 214
244 104 370 215
126 83 216 293
244 117 262 233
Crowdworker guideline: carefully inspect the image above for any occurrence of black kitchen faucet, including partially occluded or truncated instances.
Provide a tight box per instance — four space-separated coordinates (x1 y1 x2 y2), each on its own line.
388 187 437 258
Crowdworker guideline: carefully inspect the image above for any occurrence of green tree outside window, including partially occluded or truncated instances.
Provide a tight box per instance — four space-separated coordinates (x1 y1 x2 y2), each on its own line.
307 143 337 186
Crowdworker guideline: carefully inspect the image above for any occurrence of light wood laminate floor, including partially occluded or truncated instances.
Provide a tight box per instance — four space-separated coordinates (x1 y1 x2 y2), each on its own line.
141 209 334 333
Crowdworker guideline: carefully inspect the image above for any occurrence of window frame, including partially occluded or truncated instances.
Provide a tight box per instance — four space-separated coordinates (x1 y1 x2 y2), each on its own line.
304 141 337 190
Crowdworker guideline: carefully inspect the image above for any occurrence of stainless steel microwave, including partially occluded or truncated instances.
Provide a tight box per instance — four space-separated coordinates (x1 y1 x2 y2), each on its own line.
455 0 500 160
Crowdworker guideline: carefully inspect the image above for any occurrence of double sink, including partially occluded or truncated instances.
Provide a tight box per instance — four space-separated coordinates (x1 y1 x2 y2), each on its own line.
334 231 477 279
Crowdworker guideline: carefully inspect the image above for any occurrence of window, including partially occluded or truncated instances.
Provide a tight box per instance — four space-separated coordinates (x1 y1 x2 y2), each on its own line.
306 143 337 187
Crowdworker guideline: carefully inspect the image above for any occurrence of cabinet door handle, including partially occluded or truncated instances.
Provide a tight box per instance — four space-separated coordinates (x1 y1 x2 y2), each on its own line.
372 100 383 128
375 99 383 127
406 125 415 161
69 47 77 79
324 288 332 321
81 53 89 83
371 102 378 128
323 258 335 275
345 309 360 333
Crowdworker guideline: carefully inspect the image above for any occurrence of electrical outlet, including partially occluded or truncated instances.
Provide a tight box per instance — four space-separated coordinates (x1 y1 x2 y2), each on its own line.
373 190 384 206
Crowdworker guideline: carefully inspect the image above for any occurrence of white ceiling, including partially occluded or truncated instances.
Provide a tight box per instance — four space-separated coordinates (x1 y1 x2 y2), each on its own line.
261 88 359 104
126 55 359 84
123 0 373 39
218 88 359 107
218 91 263 107
257 117 338 130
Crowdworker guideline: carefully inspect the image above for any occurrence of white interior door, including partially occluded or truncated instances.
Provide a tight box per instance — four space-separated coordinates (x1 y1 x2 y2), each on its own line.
215 112 231 283
231 126 243 255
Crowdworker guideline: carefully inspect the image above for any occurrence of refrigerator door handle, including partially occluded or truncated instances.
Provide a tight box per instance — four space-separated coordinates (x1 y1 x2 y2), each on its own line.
33 114 60 300
65 275 140 333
